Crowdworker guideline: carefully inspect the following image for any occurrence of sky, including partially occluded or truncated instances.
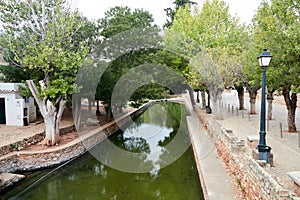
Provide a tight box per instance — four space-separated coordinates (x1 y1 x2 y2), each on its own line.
73 0 262 27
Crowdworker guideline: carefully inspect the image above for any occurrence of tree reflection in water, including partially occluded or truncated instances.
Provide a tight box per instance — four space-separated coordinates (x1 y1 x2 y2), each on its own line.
112 102 190 173
5 102 203 200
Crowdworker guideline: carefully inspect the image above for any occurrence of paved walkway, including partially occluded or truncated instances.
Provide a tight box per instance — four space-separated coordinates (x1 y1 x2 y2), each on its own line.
209 91 300 195
187 115 238 199
184 96 239 199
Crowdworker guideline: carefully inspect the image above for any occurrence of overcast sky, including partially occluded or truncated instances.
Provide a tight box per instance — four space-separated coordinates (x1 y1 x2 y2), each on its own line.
73 0 262 27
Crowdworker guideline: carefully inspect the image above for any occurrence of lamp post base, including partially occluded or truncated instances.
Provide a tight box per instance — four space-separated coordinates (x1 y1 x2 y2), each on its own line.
252 148 273 167
206 106 212 114
256 145 272 165
258 150 271 163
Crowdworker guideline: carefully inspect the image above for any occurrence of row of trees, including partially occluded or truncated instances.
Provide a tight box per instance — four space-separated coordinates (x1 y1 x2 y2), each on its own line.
165 0 299 132
0 1 180 145
0 0 299 146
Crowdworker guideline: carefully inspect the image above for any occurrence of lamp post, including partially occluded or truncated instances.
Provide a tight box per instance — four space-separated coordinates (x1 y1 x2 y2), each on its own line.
257 48 272 164
206 91 212 114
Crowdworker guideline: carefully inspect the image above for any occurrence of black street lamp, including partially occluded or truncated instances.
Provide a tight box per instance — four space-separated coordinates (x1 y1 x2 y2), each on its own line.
206 91 212 114
257 48 272 164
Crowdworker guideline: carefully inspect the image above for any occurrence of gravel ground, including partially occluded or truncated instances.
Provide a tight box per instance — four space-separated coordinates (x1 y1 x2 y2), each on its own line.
0 109 74 148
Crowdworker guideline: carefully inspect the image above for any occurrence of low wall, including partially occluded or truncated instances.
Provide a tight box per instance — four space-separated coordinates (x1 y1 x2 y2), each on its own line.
0 125 75 157
194 106 297 200
0 103 151 173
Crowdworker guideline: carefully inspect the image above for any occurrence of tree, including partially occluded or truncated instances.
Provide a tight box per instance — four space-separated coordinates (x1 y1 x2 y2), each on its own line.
164 0 197 28
243 44 263 114
0 0 89 145
99 6 155 38
95 6 164 121
249 0 300 132
170 0 247 118
269 0 300 132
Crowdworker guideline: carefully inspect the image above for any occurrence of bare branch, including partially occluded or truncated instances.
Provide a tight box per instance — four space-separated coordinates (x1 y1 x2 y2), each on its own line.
42 0 46 38
26 80 42 104
27 0 45 40
28 22 42 36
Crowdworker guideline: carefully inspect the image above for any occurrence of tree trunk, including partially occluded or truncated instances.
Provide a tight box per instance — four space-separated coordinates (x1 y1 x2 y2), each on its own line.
105 104 113 122
195 90 200 103
201 90 206 109
249 91 257 114
267 90 274 120
282 83 297 132
245 84 259 114
186 85 196 105
235 85 245 110
96 100 101 116
26 80 65 146
88 98 92 118
73 96 82 131
209 88 223 120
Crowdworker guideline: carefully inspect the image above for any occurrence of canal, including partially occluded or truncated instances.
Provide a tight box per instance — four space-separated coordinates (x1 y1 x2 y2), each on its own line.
3 102 204 200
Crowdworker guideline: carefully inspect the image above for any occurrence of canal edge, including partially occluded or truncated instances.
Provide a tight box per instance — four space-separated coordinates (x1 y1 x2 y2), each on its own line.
0 102 153 174
180 94 239 200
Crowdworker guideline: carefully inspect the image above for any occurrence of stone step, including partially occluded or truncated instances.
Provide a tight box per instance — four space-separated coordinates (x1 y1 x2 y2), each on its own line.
0 173 25 192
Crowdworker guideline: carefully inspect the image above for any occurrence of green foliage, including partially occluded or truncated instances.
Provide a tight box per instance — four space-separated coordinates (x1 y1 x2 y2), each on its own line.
130 83 169 107
99 6 155 38
170 0 247 90
95 6 172 109
164 0 197 28
247 0 300 92
0 0 90 103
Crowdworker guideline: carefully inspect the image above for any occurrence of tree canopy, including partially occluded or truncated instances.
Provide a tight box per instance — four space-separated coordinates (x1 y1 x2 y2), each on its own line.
245 0 300 131
0 0 91 145
168 0 247 118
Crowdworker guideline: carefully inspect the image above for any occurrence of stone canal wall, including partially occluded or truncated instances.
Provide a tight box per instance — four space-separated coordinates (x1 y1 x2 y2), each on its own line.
0 125 75 157
0 103 151 173
194 106 296 200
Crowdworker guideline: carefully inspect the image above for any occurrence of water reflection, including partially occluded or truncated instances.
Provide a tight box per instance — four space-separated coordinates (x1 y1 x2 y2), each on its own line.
5 102 203 200
89 102 191 173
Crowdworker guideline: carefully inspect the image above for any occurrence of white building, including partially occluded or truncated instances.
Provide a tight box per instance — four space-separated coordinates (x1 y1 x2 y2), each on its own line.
0 83 37 126
0 52 8 82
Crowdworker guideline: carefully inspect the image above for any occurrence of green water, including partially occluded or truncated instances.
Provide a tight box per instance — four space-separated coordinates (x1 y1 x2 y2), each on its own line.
3 102 204 200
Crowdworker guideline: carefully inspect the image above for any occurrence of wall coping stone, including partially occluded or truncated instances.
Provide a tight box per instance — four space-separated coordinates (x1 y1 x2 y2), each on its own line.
287 171 300 187
247 135 259 141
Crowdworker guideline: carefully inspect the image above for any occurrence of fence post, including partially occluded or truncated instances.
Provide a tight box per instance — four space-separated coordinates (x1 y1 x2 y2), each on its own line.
248 111 251 122
298 131 300 148
280 123 283 138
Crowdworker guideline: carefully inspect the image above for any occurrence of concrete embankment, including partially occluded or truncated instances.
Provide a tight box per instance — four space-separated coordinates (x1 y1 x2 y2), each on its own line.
183 97 239 200
0 103 151 173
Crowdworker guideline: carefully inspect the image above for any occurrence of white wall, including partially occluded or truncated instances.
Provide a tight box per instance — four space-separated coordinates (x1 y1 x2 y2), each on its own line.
4 94 25 126
0 83 31 126
26 97 36 122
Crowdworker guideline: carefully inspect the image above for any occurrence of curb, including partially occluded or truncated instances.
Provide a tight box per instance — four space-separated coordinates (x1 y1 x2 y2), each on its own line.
0 103 151 173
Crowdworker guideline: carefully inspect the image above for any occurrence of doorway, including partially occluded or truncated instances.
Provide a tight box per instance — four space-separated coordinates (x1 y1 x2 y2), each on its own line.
0 98 6 124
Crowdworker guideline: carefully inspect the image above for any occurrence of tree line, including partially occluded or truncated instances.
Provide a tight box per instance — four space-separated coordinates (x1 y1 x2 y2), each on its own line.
0 0 299 146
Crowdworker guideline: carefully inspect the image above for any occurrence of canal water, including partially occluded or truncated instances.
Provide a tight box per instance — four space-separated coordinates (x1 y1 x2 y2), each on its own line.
3 102 204 200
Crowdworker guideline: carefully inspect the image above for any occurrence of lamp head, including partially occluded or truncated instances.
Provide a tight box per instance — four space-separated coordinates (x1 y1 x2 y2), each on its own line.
257 48 272 67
